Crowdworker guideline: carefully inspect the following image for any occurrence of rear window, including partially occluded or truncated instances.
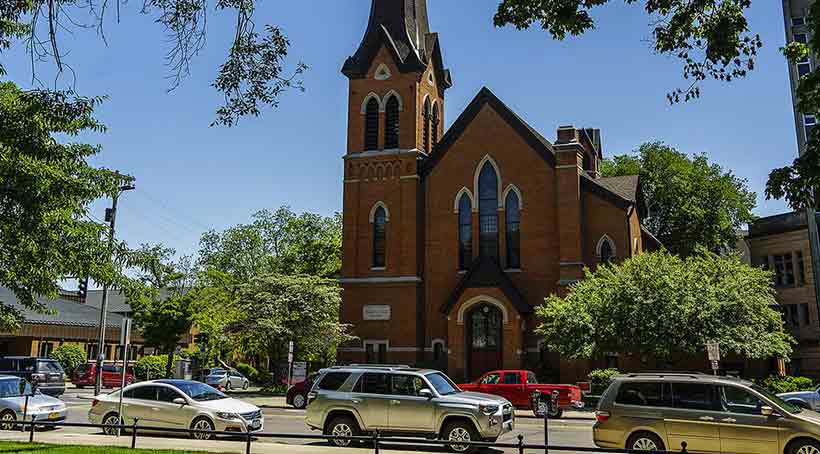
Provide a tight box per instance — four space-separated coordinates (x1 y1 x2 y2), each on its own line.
615 382 671 407
75 364 91 374
37 360 63 373
316 372 350 391
503 373 521 384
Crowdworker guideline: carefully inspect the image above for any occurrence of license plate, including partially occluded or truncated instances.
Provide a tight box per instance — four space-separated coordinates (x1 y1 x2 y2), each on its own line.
250 420 261 430
48 412 60 420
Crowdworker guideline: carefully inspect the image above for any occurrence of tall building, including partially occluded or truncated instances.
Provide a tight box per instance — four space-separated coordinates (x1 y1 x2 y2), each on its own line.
337 0 660 382
783 0 816 154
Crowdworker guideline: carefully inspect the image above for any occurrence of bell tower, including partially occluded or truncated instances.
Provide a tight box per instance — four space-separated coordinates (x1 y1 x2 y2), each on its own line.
339 0 452 365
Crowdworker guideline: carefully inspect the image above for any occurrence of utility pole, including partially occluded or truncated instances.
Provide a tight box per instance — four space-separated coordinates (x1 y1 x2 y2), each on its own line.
95 182 135 396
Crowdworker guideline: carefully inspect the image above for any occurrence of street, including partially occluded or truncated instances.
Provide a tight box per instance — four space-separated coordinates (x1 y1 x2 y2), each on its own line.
8 388 596 454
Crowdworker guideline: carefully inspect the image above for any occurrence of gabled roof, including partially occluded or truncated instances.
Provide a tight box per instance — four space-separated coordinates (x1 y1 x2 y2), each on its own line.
421 87 555 177
580 173 635 210
596 175 639 203
439 255 532 317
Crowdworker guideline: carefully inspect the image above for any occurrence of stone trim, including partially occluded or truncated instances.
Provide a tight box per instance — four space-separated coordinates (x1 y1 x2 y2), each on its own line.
502 184 523 210
453 187 474 213
456 295 510 325
338 276 423 284
343 149 420 159
383 89 405 111
369 201 390 223
400 175 420 180
596 234 617 258
360 92 382 114
473 155 503 210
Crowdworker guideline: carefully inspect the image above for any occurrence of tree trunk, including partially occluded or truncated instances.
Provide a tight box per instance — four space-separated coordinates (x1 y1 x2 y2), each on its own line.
166 349 175 378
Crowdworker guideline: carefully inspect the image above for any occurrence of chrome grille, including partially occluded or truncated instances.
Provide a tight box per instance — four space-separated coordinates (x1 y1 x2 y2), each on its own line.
502 404 512 422
240 410 261 420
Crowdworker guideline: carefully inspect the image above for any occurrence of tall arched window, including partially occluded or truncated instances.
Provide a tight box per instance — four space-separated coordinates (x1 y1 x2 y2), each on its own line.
422 98 431 152
505 190 521 269
384 95 400 149
458 193 473 270
364 98 380 151
431 102 440 149
478 162 499 260
600 240 614 264
373 206 387 268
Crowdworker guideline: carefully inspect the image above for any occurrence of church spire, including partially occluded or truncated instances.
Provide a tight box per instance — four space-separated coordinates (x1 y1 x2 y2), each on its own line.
342 0 450 88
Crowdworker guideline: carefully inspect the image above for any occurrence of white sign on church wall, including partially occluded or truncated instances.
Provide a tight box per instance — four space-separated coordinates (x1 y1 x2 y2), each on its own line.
363 305 391 321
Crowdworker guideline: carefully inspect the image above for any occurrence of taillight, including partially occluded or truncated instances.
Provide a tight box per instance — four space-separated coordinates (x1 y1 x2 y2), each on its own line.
595 411 610 423
31 373 46 382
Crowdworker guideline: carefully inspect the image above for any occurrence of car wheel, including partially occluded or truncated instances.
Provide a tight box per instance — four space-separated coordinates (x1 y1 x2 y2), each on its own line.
292 393 307 409
190 417 215 441
325 415 359 447
225 380 232 391
790 439 820 454
102 413 121 436
0 410 16 431
443 420 479 453
548 406 563 419
627 432 665 452
243 381 249 390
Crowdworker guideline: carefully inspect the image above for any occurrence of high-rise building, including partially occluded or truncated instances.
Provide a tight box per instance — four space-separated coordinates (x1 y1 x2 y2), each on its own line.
783 0 816 154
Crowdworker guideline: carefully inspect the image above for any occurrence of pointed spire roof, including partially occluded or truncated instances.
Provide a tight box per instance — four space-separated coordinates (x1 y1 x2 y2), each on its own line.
342 0 451 87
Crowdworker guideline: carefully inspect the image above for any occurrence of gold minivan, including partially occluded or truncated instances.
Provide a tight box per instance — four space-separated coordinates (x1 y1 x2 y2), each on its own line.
594 373 820 454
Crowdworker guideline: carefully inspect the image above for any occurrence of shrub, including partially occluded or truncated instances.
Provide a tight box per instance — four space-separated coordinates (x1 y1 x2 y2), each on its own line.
761 375 815 394
236 363 259 383
133 355 169 380
260 384 288 395
588 368 621 395
50 345 86 376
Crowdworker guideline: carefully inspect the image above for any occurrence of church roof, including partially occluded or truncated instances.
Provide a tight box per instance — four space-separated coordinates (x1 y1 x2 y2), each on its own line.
342 0 451 86
439 255 532 317
595 175 639 202
421 87 555 177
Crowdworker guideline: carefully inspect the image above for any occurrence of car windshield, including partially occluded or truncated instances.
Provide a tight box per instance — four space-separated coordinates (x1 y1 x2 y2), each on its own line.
752 384 802 414
170 382 227 402
0 378 31 397
425 372 460 396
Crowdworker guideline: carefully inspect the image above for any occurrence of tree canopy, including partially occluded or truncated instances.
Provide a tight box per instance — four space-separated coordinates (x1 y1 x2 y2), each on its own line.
602 142 756 257
536 251 792 361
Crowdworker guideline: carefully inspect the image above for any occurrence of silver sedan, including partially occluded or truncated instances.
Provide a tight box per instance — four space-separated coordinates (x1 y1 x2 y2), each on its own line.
0 376 66 430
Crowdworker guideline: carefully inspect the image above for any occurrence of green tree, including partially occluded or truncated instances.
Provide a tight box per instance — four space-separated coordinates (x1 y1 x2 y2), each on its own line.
127 244 195 377
602 142 756 257
228 274 353 370
278 212 342 277
186 269 244 366
0 81 130 330
536 251 793 361
50 345 87 376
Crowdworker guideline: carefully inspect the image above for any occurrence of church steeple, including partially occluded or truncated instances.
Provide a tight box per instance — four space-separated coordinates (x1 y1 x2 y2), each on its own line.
342 0 451 88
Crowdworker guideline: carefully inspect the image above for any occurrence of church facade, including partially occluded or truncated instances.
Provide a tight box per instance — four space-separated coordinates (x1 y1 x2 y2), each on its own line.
338 0 659 383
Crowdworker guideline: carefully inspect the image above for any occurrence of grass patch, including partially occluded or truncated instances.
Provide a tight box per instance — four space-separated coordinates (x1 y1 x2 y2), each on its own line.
0 441 215 454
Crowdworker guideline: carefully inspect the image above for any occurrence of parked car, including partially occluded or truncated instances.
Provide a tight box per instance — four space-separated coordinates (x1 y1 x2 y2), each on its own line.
594 372 820 454
72 363 135 389
778 386 820 410
305 365 514 453
0 357 65 397
0 376 66 430
286 373 319 409
88 379 263 439
204 369 249 390
458 370 583 418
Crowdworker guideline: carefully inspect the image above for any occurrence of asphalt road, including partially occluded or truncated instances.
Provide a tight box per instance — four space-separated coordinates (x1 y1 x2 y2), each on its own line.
48 388 596 453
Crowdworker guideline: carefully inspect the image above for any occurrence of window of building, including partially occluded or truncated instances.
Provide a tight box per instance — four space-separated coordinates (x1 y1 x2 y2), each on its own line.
384 95 400 149
478 162 499 260
365 341 387 364
797 251 806 285
774 253 795 287
372 206 386 268
37 342 53 358
85 343 98 360
600 238 615 264
458 193 473 270
793 16 807 27
804 113 816 143
433 342 445 362
422 98 431 152
792 304 800 326
431 103 440 149
798 58 812 79
794 32 808 44
505 189 521 269
802 303 811 326
364 97 380 151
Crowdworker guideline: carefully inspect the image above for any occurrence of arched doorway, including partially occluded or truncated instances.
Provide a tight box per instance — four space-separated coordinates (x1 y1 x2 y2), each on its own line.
467 303 502 380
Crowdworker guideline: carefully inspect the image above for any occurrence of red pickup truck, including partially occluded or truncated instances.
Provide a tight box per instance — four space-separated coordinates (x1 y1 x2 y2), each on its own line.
459 370 583 418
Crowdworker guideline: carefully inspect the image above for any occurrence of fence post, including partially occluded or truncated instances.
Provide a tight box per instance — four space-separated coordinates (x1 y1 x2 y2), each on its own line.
28 416 35 443
131 418 139 449
681 442 688 454
518 434 525 454
245 427 252 454
373 429 380 454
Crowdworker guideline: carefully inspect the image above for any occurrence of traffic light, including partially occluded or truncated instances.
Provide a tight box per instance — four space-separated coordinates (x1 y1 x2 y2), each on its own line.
77 277 89 302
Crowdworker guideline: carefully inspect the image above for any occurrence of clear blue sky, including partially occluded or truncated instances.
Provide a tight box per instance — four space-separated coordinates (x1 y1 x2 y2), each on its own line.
4 0 795 259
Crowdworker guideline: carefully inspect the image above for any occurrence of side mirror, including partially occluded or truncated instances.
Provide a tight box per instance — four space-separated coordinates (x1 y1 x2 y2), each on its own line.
419 389 433 399
761 406 775 417
173 397 187 406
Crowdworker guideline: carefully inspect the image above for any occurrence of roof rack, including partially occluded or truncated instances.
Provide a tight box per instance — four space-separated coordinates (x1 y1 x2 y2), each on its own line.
626 371 707 379
330 364 412 371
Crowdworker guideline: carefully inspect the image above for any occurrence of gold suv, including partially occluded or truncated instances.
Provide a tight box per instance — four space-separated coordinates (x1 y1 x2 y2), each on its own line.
594 373 820 454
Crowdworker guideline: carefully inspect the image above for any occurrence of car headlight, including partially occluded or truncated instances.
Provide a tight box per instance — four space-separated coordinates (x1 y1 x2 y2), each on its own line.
479 404 499 415
215 412 240 420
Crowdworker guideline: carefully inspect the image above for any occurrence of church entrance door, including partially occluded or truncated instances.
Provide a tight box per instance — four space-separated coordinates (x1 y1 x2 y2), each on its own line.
467 303 503 380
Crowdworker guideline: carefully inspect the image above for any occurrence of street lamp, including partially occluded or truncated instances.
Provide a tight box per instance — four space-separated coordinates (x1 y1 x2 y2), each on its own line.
94 182 135 396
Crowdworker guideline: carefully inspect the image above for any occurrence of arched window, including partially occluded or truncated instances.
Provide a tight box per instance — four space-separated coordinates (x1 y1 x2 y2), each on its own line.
600 240 614 264
373 206 387 268
433 342 444 362
431 102 440 149
422 97 431 152
364 97 380 151
505 190 521 269
478 162 499 260
458 193 473 270
384 95 400 149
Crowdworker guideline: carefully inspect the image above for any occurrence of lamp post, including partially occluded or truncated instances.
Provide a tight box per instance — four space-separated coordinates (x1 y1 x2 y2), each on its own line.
95 182 135 396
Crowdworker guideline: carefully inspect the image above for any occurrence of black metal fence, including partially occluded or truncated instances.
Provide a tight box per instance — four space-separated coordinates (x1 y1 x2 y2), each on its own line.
5 418 692 454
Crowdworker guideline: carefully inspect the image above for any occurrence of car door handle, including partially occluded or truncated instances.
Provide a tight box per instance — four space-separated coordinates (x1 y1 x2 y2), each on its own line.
721 418 737 423
151 408 160 412
352 399 362 404
390 400 400 405
699 416 715 421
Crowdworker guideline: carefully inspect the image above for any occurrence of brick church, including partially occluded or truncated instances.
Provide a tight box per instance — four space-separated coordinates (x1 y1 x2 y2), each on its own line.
338 0 659 382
